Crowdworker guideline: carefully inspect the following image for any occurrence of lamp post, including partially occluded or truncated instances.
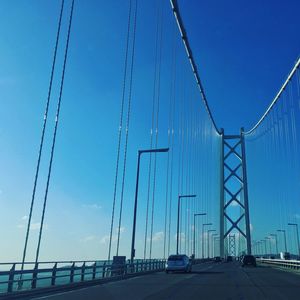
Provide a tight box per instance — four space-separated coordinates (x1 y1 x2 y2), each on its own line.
257 241 261 256
261 239 267 256
251 240 256 255
176 194 196 254
254 241 259 256
265 237 272 256
193 213 206 258
211 234 218 258
253 241 258 255
130 148 169 264
213 236 220 257
251 241 255 255
260 241 264 256
288 223 300 257
202 223 212 259
255 241 259 255
277 229 287 253
270 234 278 256
259 241 263 256
207 229 216 259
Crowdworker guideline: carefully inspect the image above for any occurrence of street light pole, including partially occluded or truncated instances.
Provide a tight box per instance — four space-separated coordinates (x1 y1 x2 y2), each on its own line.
253 241 258 255
288 223 300 257
251 241 255 255
277 229 287 253
254 241 258 256
257 241 261 255
211 234 218 258
255 241 260 255
265 237 272 255
130 148 169 264
261 239 267 256
213 236 220 257
202 223 212 259
270 234 278 256
193 213 206 258
258 241 262 255
176 194 196 255
207 229 216 259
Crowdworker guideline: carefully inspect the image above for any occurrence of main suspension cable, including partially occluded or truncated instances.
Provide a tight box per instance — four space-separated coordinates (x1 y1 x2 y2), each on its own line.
169 0 220 134
245 58 300 135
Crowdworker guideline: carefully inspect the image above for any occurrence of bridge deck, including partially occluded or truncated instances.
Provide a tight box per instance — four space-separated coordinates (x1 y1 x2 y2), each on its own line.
33 262 300 300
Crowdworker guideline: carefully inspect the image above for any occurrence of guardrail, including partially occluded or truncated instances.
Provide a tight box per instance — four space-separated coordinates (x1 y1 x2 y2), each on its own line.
0 259 165 296
259 258 300 270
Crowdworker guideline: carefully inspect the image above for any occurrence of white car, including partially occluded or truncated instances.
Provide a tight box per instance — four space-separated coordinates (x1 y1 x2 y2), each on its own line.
165 254 192 273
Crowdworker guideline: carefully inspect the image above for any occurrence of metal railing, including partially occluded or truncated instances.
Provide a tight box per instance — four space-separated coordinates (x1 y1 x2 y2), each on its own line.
259 258 300 270
0 259 165 295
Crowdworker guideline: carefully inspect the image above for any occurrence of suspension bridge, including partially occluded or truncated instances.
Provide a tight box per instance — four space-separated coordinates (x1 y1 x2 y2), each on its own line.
0 0 300 299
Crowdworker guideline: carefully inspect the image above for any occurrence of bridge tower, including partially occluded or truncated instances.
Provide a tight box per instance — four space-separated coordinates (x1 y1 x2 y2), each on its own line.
229 234 236 257
220 128 251 258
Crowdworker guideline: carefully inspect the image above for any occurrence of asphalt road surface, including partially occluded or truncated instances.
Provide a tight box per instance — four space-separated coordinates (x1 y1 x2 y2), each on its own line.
34 261 300 300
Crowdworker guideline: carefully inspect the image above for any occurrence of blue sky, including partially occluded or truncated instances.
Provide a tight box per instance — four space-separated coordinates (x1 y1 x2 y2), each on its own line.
0 0 299 262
